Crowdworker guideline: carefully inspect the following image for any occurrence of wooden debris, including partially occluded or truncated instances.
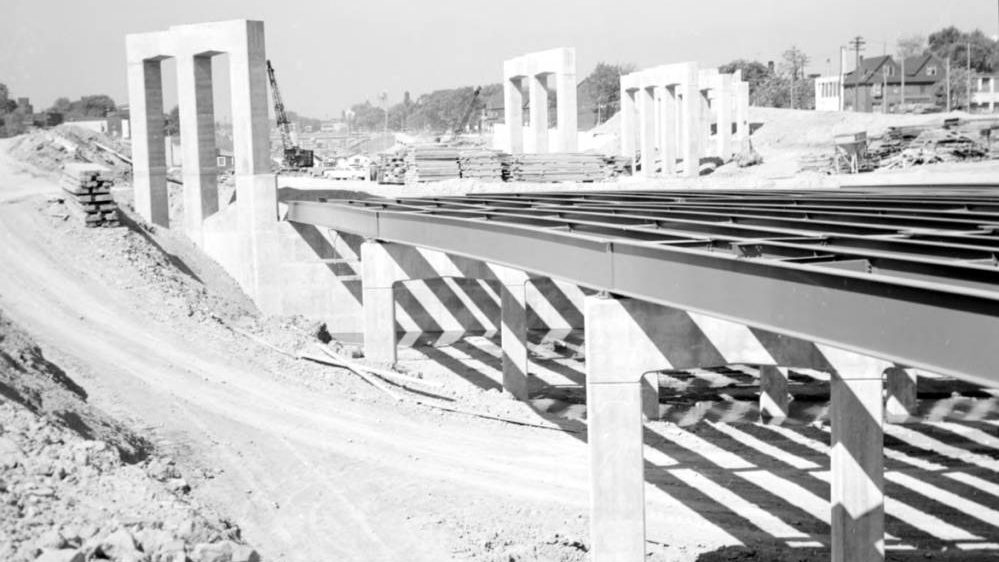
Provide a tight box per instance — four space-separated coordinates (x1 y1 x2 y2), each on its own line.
60 163 120 228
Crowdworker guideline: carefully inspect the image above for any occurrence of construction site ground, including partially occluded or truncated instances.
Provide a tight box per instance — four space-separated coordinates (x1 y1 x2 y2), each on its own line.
2 106 999 562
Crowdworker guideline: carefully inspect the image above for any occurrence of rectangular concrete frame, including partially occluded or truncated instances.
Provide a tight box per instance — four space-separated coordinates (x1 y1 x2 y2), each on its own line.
584 294 889 562
503 48 578 154
622 63 749 177
126 20 280 311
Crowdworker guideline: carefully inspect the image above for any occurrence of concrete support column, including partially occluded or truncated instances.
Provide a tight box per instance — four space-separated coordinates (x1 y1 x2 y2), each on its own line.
585 294 650 561
499 276 530 400
680 69 701 177
229 20 279 313
555 68 578 152
505 77 524 153
641 373 660 421
716 75 733 159
885 367 918 423
177 53 219 247
759 365 791 422
361 241 401 365
530 74 549 154
734 81 750 145
127 58 168 227
829 355 886 562
639 87 656 178
660 86 677 175
620 88 637 168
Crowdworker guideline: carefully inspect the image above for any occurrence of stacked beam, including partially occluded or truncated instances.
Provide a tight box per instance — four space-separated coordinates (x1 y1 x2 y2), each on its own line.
505 153 606 183
60 163 119 227
458 149 507 181
377 153 406 184
405 145 460 183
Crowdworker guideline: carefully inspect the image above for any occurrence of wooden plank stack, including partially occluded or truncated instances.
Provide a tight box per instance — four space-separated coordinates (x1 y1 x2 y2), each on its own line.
458 149 507 181
505 153 607 183
60 163 119 227
377 153 406 184
404 145 460 183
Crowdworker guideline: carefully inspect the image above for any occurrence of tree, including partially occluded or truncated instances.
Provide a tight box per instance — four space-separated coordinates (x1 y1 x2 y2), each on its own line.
50 97 72 115
928 26 997 73
935 66 974 109
164 105 180 136
781 46 810 109
719 60 771 91
585 62 635 125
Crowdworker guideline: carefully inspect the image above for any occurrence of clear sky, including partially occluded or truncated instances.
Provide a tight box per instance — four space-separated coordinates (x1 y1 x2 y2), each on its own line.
3 0 998 118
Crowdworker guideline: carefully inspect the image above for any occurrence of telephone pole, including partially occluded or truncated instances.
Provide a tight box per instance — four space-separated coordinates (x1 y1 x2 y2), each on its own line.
968 42 973 111
850 36 866 111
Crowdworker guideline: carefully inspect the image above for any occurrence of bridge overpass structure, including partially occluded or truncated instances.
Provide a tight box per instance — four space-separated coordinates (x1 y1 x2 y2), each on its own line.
287 188 999 562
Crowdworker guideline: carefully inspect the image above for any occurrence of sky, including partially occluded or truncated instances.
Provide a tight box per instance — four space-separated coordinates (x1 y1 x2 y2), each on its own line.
3 0 999 119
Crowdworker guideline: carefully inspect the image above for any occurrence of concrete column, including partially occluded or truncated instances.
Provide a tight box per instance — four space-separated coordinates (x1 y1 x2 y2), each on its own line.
716 75 733 159
641 373 660 421
734 81 750 144
530 74 549 154
229 20 279 313
585 294 650 561
639 87 656 177
659 85 677 175
127 58 168 227
620 87 637 168
680 66 701 177
830 358 885 562
885 367 918 423
361 241 400 365
177 53 219 247
500 278 529 400
759 365 791 422
504 77 524 154
555 68 578 152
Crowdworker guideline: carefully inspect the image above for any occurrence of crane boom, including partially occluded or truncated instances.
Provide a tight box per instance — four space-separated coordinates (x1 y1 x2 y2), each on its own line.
453 86 482 133
265 59 314 170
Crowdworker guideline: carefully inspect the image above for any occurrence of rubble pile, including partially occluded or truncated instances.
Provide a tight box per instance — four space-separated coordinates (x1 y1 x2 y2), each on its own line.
8 125 132 180
59 163 120 228
376 152 407 184
877 128 989 169
404 145 460 183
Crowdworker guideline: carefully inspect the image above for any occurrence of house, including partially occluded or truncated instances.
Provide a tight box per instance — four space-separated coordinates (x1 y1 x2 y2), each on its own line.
971 75 999 113
216 149 235 170
841 54 943 112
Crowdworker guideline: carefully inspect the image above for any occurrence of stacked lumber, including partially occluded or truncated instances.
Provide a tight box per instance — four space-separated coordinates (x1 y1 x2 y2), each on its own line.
878 129 987 170
797 153 834 173
458 149 507 181
405 145 460 183
601 155 631 178
60 163 119 227
377 153 406 184
505 153 606 183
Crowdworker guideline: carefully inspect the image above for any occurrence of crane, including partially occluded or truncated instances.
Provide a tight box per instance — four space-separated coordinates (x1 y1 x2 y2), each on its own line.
452 86 482 134
265 59 314 170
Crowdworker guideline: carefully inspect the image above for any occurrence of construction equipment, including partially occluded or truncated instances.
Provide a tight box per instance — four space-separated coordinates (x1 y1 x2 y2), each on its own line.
452 86 482 134
265 59 314 170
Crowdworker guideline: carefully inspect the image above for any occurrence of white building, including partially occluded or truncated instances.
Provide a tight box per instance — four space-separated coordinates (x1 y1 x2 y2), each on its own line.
815 75 844 112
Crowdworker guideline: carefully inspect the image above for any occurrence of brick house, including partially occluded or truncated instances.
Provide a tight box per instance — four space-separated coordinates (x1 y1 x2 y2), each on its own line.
843 54 944 112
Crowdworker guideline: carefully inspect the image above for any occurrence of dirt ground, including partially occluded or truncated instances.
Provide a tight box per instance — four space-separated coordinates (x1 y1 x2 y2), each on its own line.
2 114 999 562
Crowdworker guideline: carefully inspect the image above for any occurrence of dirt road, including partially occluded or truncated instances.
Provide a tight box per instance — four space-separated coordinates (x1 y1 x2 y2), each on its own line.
0 142 736 561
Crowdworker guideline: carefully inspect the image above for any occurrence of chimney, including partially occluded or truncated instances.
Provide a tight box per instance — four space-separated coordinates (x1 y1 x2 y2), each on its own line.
767 60 775 73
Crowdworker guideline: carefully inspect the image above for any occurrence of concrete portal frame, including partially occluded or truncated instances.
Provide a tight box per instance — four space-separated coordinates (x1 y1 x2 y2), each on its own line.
503 48 578 154
621 62 701 178
126 20 275 247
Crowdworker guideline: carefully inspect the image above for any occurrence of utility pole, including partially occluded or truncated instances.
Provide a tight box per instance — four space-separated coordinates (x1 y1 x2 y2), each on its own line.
850 36 866 111
839 46 846 111
900 49 906 109
946 57 952 112
968 42 973 111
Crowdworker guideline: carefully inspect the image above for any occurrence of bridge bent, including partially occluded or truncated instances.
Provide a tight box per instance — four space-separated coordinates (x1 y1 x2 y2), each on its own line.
287 187 999 562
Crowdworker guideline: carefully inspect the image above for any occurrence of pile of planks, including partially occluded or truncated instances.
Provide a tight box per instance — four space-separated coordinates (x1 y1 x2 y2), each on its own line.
505 153 607 183
60 163 119 227
458 149 507 181
601 155 631 178
377 153 406 184
404 145 460 183
878 129 988 170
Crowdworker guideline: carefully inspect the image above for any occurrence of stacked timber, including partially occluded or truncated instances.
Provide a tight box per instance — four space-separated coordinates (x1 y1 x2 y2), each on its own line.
60 163 119 227
404 145 460 183
377 153 406 184
505 153 606 183
601 155 631 178
458 149 507 181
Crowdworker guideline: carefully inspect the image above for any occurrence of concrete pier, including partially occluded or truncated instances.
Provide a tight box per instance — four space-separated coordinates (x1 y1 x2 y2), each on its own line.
503 48 577 153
